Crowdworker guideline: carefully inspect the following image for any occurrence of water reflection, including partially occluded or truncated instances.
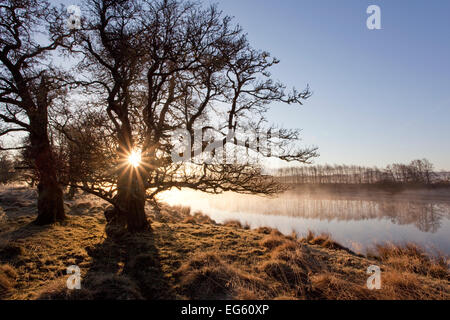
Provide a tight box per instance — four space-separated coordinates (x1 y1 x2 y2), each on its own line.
158 189 450 254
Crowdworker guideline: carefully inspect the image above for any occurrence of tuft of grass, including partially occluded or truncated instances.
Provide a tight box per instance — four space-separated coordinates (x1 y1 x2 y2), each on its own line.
176 252 222 270
260 230 288 250
260 259 309 295
181 211 216 225
255 227 273 235
305 230 315 243
369 243 449 279
222 219 251 230
173 205 191 216
191 212 216 225
223 220 243 229
152 204 192 223
271 242 322 273
0 264 17 279
374 270 448 300
301 231 351 252
174 251 266 300
379 271 425 300
182 215 196 224
310 273 374 300
0 264 17 298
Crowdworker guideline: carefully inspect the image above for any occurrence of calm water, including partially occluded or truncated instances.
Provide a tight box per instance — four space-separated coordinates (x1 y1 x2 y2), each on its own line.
158 188 450 255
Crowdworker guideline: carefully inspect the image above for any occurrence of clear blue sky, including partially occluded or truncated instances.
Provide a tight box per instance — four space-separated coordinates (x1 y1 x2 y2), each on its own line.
56 0 450 170
208 0 450 170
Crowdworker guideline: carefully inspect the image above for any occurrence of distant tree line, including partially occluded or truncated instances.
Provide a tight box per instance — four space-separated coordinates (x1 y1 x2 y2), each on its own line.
276 159 450 185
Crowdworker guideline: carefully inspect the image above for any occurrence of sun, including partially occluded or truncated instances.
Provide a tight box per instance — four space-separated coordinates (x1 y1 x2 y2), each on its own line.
128 150 141 167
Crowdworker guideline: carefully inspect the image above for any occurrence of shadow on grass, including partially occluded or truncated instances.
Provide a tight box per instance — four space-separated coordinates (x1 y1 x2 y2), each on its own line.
83 228 175 300
1 219 54 243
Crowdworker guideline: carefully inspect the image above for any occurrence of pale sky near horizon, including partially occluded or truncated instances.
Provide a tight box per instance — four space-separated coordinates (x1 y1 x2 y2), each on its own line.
209 0 450 171
39 1 450 171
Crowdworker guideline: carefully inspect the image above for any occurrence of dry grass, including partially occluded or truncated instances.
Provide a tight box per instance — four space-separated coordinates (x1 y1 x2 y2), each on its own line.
182 212 216 225
174 252 266 299
368 243 449 280
310 273 374 300
309 268 450 300
260 230 287 250
255 227 273 235
271 242 323 274
0 264 17 298
260 260 309 295
86 273 144 300
379 271 429 300
149 203 217 226
301 230 353 252
222 220 250 230
0 188 448 300
33 278 93 300
34 273 144 300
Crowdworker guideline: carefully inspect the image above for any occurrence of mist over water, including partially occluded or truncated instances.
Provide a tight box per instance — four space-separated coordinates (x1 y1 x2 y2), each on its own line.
158 188 450 255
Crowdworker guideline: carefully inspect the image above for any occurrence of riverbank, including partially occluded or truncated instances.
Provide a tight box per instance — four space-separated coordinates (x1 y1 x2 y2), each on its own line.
0 192 448 300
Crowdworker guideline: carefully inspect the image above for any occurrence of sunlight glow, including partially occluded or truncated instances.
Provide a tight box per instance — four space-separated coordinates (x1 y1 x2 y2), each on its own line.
128 150 142 167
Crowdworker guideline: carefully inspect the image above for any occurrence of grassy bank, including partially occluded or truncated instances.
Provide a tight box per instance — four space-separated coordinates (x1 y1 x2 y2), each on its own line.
0 191 448 300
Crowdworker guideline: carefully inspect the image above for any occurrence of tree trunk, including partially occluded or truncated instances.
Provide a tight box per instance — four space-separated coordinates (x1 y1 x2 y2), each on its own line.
35 177 65 225
113 120 150 233
116 167 150 233
29 112 66 225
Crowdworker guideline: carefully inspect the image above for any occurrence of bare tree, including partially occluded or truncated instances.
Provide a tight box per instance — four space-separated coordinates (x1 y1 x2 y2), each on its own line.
0 0 71 224
63 0 317 233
